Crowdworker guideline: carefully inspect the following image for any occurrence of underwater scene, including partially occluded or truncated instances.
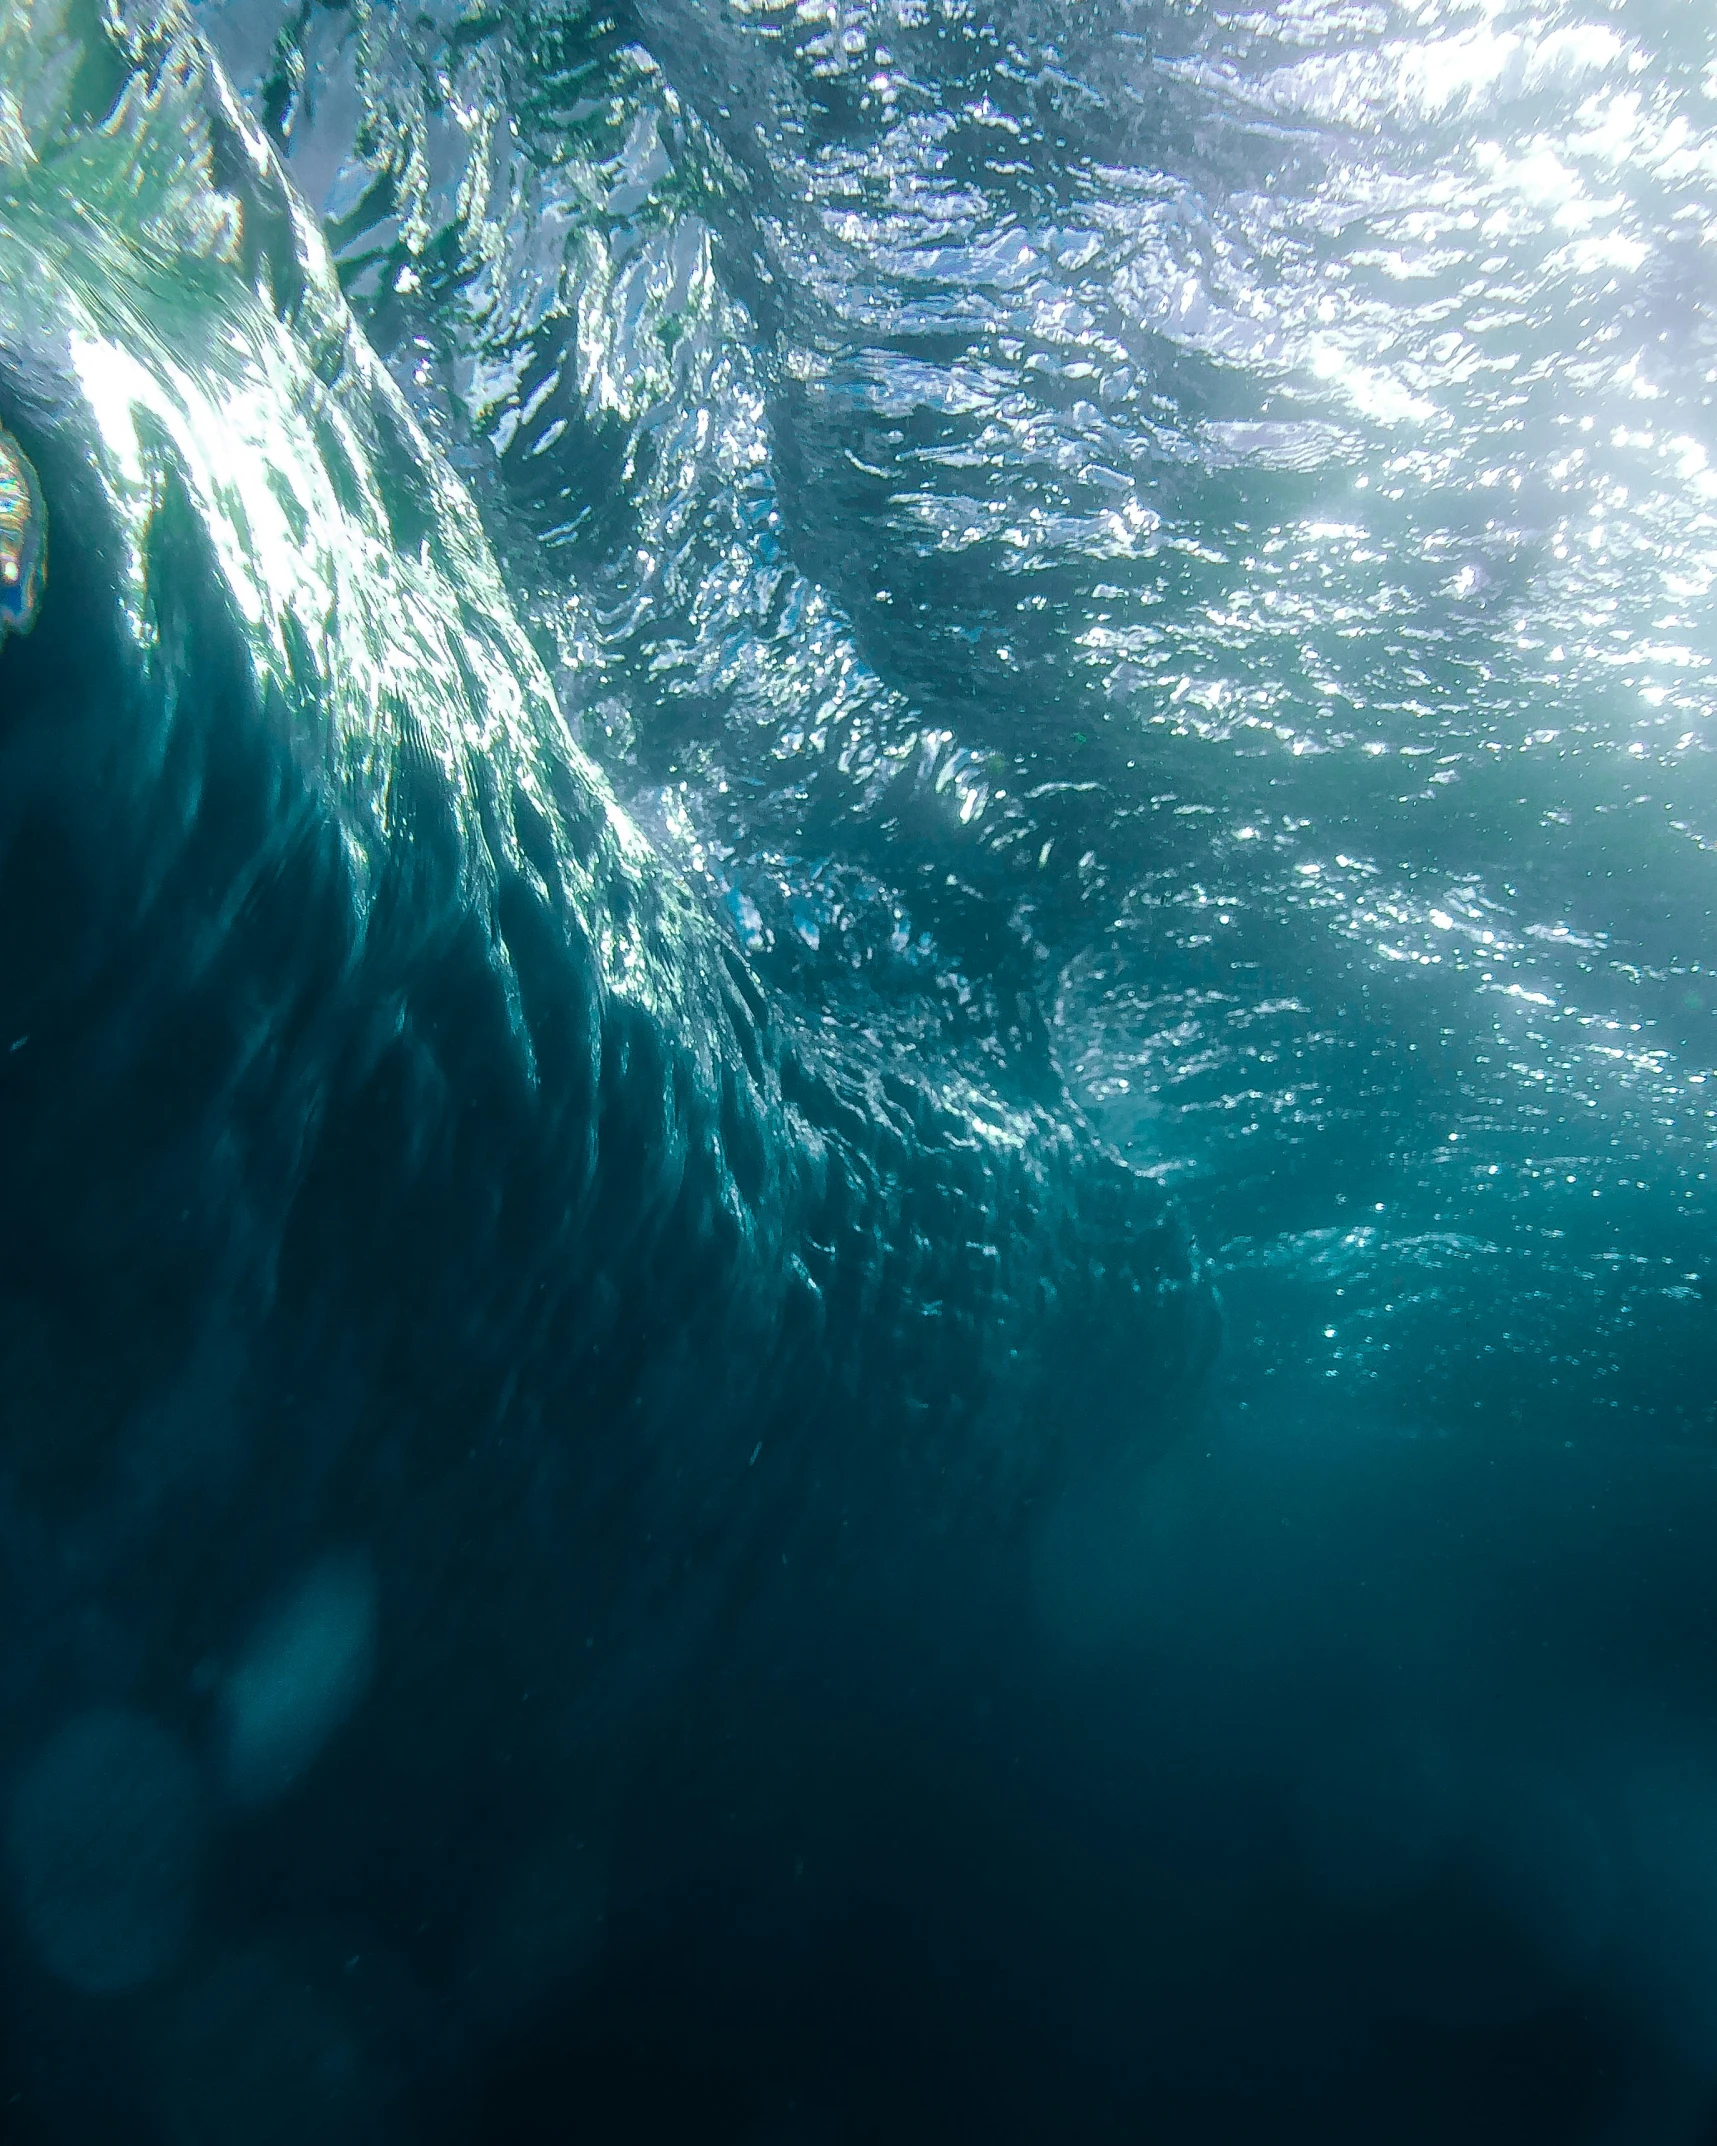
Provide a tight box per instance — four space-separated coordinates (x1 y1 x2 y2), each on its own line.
1 0 1717 2136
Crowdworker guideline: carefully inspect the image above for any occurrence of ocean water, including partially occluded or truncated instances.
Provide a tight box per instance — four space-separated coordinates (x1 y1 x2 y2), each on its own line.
3 0 1717 2137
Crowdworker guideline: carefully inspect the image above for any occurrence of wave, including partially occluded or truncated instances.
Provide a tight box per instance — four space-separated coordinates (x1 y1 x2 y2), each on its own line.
0 0 1214 2082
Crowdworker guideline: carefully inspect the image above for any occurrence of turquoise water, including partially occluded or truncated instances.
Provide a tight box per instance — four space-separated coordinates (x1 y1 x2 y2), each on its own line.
197 0 1717 1440
5 0 1717 2135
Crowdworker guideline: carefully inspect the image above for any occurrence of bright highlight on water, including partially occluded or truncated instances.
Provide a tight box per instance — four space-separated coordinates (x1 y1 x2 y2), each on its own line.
0 425 42 637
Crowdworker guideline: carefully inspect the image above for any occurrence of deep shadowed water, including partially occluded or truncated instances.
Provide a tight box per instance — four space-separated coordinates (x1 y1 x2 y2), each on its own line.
5 0 1717 2137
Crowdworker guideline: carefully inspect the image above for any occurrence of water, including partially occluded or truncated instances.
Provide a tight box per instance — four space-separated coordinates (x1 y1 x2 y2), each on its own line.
197 0 1717 1433
5 0 1717 2136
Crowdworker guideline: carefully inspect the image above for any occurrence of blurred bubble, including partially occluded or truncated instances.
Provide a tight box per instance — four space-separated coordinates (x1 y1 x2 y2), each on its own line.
222 1556 377 1808
7 1708 203 1993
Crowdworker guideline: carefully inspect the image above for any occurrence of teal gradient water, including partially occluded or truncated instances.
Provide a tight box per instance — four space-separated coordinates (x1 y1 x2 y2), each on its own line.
9 0 1717 2133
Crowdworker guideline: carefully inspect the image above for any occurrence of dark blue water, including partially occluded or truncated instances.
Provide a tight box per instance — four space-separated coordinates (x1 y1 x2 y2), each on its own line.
3 0 1717 2137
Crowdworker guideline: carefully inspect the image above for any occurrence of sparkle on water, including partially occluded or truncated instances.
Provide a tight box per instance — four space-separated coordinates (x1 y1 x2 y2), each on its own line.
193 0 1717 1444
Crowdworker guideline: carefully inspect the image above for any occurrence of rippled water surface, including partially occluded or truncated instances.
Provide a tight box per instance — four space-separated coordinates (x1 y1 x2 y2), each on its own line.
195 0 1717 1426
